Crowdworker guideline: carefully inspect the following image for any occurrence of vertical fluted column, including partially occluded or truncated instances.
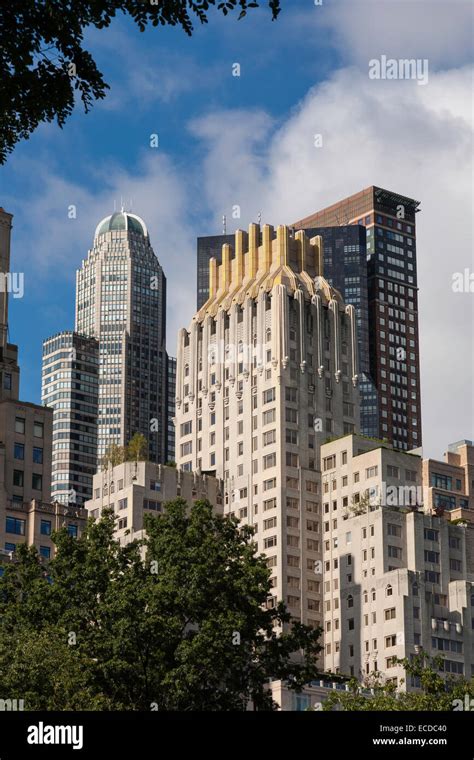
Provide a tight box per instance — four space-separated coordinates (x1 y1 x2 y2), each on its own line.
312 295 324 378
257 290 266 372
229 303 238 385
216 308 224 389
189 320 197 402
176 328 187 407
330 300 341 383
346 305 359 386
295 288 306 373
201 317 210 396
243 297 252 378
271 287 280 367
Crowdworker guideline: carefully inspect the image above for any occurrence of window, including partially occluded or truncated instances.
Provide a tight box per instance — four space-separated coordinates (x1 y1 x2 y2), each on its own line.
450 558 462 572
263 408 276 425
263 388 276 404
180 421 192 436
366 466 378 478
264 429 277 446
323 455 336 471
388 545 402 559
33 447 43 464
387 523 401 537
424 528 439 542
4 372 11 390
263 453 276 470
425 570 440 583
40 519 51 537
15 417 25 434
385 607 396 621
386 584 393 597
348 618 354 630
385 635 397 648
13 470 24 487
32 473 42 491
34 422 44 438
387 465 399 478
347 594 354 608
264 535 277 549
150 480 161 492
40 546 51 559
424 550 439 563
6 516 25 535
14 443 24 460
118 498 127 511
264 517 277 530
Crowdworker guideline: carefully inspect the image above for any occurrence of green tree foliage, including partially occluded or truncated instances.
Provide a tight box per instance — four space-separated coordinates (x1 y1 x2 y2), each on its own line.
322 653 474 711
100 442 126 470
0 1 281 163
126 432 148 462
0 499 320 710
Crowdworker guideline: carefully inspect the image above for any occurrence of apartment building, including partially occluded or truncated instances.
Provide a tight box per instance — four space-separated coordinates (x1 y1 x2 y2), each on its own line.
320 434 474 689
175 223 360 628
422 440 474 524
84 460 224 544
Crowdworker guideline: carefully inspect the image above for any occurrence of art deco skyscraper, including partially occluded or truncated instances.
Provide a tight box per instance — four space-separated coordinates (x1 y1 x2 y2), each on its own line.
176 223 360 627
75 211 168 464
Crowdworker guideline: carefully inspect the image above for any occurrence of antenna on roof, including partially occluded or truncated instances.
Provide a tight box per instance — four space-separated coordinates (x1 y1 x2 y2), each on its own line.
113 199 116 212
222 214 226 234
120 195 124 213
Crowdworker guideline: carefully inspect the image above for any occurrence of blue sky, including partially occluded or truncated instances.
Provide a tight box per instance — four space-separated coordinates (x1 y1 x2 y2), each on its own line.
0 0 472 458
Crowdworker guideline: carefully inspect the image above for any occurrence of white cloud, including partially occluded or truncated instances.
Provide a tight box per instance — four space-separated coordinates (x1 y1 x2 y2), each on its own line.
189 64 474 458
312 0 474 71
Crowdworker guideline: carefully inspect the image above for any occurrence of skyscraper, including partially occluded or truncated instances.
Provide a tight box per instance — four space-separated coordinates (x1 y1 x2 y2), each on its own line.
41 331 99 506
176 223 360 629
294 186 422 450
166 355 176 462
75 211 168 464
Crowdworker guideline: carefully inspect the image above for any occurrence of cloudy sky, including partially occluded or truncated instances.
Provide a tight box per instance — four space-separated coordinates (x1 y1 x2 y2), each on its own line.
0 0 472 459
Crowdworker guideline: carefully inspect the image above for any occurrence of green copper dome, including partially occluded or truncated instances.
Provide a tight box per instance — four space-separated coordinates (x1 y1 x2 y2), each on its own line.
94 212 148 240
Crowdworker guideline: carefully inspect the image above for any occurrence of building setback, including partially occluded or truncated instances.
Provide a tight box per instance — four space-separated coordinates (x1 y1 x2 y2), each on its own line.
294 186 422 451
422 440 474 525
320 434 474 687
41 331 99 506
176 223 360 630
85 460 224 545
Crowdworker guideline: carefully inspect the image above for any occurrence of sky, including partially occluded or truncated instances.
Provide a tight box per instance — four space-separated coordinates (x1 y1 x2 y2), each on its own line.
0 0 472 459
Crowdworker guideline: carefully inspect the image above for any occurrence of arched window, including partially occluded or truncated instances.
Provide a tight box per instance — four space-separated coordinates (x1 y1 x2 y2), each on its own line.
386 584 393 597
347 594 354 609
184 363 189 377
371 588 376 601
363 590 368 604
266 327 271 342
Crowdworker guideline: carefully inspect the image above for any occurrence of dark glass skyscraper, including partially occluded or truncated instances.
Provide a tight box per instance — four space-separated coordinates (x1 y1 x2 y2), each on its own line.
303 225 379 439
294 186 422 450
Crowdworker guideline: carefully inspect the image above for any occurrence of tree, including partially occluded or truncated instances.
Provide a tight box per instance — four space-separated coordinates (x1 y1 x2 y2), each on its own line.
100 442 126 470
321 653 474 711
126 432 148 462
0 499 321 710
0 1 281 163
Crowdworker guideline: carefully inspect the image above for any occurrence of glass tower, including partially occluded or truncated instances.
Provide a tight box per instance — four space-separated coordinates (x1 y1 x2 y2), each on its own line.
42 331 99 506
75 211 167 464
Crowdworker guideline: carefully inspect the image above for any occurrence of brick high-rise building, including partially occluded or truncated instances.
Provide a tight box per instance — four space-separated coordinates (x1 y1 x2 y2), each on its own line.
176 223 360 628
294 186 422 451
0 208 85 563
